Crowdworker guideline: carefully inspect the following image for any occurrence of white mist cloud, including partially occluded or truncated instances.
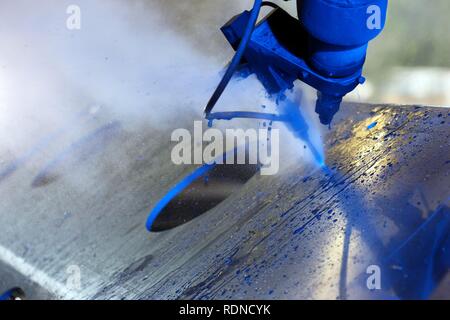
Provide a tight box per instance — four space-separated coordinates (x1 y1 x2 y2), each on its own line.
0 0 322 169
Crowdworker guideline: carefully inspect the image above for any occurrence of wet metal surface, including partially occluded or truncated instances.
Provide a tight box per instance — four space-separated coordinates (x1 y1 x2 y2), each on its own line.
150 161 259 232
0 103 449 300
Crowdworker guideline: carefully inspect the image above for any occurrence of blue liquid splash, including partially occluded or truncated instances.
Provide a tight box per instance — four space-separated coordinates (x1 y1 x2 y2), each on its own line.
206 96 326 168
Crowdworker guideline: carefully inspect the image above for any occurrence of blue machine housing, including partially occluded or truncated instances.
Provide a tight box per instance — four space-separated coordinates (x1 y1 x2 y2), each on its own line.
221 0 387 125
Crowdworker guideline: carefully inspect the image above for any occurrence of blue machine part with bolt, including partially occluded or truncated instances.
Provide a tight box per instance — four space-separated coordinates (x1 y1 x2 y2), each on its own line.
205 0 388 125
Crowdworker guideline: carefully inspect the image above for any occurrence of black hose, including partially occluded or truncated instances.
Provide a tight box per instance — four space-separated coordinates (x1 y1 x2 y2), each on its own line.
204 0 264 116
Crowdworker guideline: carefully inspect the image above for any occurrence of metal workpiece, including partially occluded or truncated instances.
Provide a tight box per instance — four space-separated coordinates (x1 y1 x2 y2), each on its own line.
0 103 448 300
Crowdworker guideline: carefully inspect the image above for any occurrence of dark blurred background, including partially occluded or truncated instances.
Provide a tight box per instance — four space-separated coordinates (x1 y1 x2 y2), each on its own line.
364 0 450 105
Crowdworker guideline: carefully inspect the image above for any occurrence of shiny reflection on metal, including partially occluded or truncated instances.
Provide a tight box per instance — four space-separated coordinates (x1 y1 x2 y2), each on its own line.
147 151 260 232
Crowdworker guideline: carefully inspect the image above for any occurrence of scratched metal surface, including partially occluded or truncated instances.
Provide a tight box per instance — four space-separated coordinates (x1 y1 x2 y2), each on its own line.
0 103 449 300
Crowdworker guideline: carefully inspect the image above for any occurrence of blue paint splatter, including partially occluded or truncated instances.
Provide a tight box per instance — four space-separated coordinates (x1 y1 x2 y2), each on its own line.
367 121 378 130
244 275 252 286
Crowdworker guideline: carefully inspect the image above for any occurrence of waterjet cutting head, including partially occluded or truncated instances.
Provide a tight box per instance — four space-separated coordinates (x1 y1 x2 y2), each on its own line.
215 0 387 125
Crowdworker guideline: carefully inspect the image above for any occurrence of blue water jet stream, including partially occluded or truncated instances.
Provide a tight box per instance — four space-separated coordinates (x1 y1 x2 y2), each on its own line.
206 105 325 168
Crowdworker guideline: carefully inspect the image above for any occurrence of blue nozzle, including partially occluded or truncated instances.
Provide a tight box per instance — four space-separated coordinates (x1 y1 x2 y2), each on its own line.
315 92 343 126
